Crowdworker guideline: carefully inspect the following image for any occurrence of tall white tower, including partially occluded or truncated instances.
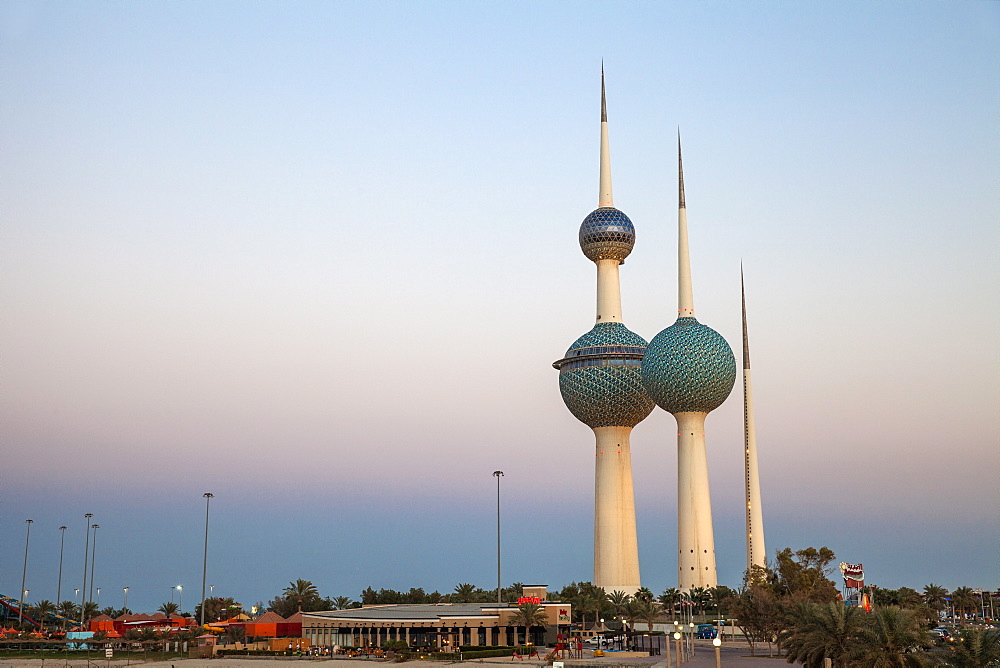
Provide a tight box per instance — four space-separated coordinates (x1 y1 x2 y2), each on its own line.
553 70 654 595
742 268 767 571
640 135 737 590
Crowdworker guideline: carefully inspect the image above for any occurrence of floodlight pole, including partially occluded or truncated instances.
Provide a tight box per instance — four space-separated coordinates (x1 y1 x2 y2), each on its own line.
200 492 214 627
88 524 100 604
18 519 33 627
493 471 504 605
79 514 93 627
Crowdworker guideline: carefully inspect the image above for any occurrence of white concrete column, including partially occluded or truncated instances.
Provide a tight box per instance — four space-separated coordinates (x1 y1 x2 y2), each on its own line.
593 425 640 595
595 259 623 323
675 412 717 589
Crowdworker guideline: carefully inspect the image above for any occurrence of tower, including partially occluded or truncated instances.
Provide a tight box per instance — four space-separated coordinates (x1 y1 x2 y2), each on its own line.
552 70 654 595
640 135 736 590
741 268 766 571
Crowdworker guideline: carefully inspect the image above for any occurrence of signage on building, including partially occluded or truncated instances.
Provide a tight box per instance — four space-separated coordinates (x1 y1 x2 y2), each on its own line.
517 596 543 605
839 562 864 588
558 608 570 623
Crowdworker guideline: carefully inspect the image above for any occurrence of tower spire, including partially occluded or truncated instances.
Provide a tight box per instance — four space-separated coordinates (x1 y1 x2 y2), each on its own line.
741 264 766 571
599 65 613 208
677 131 694 317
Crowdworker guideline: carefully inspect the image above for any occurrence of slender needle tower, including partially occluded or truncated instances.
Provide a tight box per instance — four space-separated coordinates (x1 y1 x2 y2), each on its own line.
741 267 766 571
640 135 736 590
553 69 654 595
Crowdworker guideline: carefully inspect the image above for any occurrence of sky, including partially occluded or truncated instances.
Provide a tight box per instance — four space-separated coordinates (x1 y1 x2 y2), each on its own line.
2 1 998 616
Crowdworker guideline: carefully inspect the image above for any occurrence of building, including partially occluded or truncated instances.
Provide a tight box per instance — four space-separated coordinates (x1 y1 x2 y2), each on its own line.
741 269 767 571
640 136 736 590
552 70 654 596
301 586 570 649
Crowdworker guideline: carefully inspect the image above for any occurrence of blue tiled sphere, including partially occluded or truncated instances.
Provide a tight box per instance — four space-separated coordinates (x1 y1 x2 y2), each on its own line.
555 323 655 428
641 317 736 414
579 207 635 263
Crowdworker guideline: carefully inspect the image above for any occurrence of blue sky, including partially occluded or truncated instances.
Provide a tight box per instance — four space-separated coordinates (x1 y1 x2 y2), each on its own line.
2 1 998 615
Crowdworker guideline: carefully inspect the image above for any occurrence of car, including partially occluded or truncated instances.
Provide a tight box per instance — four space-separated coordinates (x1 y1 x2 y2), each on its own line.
696 624 717 639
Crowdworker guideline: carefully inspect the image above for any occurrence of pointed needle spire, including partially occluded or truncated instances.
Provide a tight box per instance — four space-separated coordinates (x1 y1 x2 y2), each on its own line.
598 64 613 207
741 264 751 370
678 128 686 209
677 130 694 317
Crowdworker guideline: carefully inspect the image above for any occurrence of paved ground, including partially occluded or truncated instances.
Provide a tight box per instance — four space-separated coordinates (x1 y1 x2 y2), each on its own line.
0 642 789 667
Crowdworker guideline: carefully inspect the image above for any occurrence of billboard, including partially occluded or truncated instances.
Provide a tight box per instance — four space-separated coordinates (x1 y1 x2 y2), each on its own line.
839 562 865 588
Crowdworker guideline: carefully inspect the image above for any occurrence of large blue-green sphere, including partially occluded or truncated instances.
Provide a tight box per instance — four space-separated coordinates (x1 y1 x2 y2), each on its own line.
579 207 635 263
641 317 736 414
553 322 654 428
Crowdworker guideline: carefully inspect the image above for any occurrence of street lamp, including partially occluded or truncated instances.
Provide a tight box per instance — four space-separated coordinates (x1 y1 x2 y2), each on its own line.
57 526 68 606
123 587 129 610
88 524 100 604
689 622 695 656
177 585 183 612
200 492 214 627
673 632 682 663
80 514 93 626
713 637 721 668
492 471 504 605
18 519 33 627
96 587 101 608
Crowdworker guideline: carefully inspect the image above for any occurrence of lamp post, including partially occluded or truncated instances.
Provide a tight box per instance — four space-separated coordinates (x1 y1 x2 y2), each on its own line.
57 526 68 606
689 622 695 656
673 631 683 664
713 637 721 668
80 513 93 626
123 587 129 610
492 471 504 605
177 585 183 612
200 492 214 627
665 624 673 668
96 587 101 608
88 524 100 605
18 519 33 627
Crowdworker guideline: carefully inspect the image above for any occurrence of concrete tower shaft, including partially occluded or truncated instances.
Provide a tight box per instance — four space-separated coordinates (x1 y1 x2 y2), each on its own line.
742 268 767 571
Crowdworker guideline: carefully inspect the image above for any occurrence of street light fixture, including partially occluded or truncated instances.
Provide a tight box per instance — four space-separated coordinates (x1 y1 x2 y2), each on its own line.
673 632 682 663
200 492 214 627
57 526 68 607
96 587 101 608
80 514 93 626
713 637 721 668
492 471 504 605
123 587 129 610
88 524 100 605
18 519 33 628
177 585 183 612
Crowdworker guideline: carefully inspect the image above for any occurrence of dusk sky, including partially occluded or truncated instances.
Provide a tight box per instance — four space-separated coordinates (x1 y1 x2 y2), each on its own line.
2 1 998 615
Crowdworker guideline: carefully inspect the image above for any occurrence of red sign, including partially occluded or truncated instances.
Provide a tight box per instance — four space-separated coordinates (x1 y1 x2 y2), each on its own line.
517 597 542 605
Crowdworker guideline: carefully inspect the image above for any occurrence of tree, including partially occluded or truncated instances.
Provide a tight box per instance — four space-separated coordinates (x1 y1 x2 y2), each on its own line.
634 597 662 632
848 606 933 666
949 626 1000 667
158 601 179 618
732 586 781 657
922 584 949 616
81 601 99 622
57 600 78 623
778 600 865 668
453 583 476 603
331 596 355 610
774 547 838 602
951 587 977 620
195 597 242 623
283 579 320 612
33 600 56 629
608 590 631 621
634 587 654 602
508 603 548 647
659 588 682 619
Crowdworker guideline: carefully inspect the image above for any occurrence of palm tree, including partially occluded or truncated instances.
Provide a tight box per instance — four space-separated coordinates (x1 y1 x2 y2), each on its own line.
659 588 682 620
508 603 548 647
635 598 662 633
57 600 78 624
949 626 1000 667
158 601 179 618
779 600 865 668
283 579 319 612
923 584 949 616
33 600 56 630
848 606 933 667
453 583 476 603
951 587 977 620
689 586 710 615
634 587 654 602
332 596 355 610
608 590 631 621
81 601 99 623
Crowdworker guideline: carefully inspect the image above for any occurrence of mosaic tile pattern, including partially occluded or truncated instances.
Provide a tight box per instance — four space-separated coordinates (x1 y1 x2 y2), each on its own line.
579 207 635 263
641 317 736 414
556 323 655 428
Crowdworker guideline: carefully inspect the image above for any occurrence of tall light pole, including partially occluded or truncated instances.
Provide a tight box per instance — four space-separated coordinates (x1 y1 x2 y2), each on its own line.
79 513 93 626
713 637 721 668
88 524 100 605
18 519 33 627
200 492 214 627
57 526 68 605
177 585 183 613
123 587 129 611
96 587 101 608
492 471 504 605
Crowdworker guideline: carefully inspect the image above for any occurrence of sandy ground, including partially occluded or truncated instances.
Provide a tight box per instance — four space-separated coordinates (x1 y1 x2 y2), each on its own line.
0 648 787 668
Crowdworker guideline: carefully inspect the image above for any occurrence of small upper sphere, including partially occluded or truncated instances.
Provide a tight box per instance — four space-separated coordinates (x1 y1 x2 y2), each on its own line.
641 317 737 414
579 207 635 263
